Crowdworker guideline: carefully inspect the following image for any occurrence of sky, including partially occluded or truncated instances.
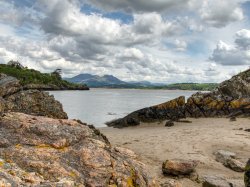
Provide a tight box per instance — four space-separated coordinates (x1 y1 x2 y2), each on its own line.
0 0 250 83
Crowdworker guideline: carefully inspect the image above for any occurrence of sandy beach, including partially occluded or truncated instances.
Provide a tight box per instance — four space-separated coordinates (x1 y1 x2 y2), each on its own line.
100 118 250 186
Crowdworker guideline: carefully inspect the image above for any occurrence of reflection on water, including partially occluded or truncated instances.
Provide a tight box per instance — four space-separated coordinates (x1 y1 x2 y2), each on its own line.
50 88 197 127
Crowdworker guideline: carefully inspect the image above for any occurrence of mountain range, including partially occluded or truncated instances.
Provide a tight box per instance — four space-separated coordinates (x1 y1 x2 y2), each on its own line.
64 73 161 88
64 73 218 90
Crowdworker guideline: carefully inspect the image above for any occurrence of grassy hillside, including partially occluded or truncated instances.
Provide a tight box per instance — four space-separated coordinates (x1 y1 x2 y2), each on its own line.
161 83 218 91
0 64 89 90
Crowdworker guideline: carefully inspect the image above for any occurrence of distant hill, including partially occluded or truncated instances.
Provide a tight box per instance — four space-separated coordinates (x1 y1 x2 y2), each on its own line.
0 62 89 90
65 73 218 90
65 74 128 87
160 83 219 91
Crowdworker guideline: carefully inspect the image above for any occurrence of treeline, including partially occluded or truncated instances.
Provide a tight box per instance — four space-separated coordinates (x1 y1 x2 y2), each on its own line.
160 83 218 91
0 63 88 89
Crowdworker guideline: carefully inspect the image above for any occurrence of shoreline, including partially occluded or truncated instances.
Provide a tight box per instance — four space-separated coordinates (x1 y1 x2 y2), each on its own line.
100 117 250 186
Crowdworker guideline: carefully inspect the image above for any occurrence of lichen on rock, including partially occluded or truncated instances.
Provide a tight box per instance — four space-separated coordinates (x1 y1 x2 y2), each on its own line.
0 112 150 186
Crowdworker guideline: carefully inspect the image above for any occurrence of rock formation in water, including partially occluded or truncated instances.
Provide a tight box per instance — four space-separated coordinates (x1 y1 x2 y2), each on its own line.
107 68 250 128
0 73 67 119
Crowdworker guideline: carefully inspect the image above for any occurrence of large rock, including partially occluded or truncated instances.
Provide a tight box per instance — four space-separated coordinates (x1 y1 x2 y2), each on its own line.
0 73 21 97
214 150 236 164
4 90 68 119
107 96 186 128
162 159 198 176
0 74 68 119
0 112 150 186
245 159 250 187
214 150 245 172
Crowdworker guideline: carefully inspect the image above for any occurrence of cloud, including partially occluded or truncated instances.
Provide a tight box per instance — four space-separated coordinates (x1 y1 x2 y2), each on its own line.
0 0 249 83
235 29 250 49
174 39 187 51
210 30 250 65
87 0 194 13
199 0 244 28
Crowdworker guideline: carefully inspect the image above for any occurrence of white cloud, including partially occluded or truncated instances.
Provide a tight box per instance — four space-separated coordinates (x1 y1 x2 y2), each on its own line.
199 0 244 28
174 39 187 51
210 39 250 66
0 0 249 83
87 0 194 13
235 29 250 49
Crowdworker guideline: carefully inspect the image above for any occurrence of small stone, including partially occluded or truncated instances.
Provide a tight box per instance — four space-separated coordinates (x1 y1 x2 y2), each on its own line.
202 176 233 187
165 120 174 127
162 159 198 176
230 116 236 121
227 158 245 172
214 150 236 165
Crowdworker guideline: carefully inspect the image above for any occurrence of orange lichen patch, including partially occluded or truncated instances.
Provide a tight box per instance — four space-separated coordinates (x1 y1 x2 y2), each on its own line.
35 144 52 149
15 144 22 149
207 100 225 110
0 161 4 167
69 171 77 178
230 99 250 109
127 178 134 187
35 144 68 152
5 159 13 163
156 96 185 110
126 168 138 187
8 170 15 176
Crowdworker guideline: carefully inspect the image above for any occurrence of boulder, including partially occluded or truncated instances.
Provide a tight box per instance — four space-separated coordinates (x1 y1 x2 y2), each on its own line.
0 112 150 186
162 159 198 176
214 150 236 165
0 73 21 97
245 159 250 187
0 74 68 119
4 90 68 119
202 176 233 187
214 150 245 172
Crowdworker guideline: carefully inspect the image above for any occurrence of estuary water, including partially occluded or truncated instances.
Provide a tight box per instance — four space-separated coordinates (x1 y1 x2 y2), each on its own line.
50 89 197 127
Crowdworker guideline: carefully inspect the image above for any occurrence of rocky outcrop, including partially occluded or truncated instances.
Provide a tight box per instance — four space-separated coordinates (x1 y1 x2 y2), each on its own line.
0 73 21 97
4 90 68 119
162 159 198 176
0 74 67 119
0 112 149 186
107 96 186 128
108 68 250 128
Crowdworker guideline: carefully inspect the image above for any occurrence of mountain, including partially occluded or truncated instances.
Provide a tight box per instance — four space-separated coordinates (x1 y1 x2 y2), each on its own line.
65 74 127 87
65 73 218 90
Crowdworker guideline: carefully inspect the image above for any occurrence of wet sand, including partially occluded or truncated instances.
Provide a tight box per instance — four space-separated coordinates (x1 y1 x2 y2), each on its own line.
100 118 250 186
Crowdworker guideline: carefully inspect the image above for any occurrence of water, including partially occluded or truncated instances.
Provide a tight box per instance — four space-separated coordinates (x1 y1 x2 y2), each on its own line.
49 89 197 127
